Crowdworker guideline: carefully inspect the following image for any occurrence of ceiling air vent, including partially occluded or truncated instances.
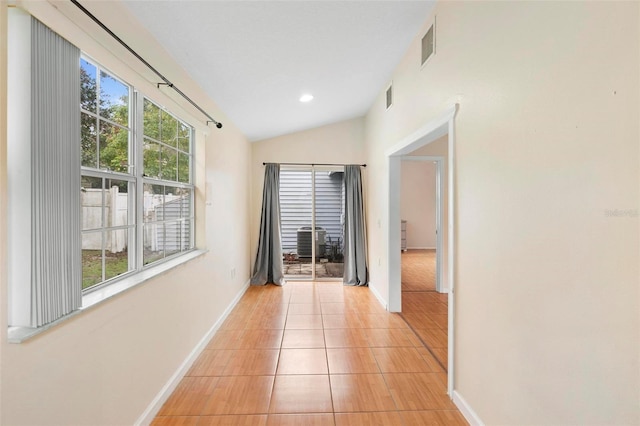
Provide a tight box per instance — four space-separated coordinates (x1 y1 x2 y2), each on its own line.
421 20 435 66
386 84 393 109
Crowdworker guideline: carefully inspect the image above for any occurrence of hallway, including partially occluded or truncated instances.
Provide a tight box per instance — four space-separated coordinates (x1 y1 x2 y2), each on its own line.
152 281 465 425
400 249 448 367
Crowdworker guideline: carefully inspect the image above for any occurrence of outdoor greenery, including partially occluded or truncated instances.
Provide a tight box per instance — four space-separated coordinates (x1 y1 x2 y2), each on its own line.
82 250 129 289
80 59 193 291
80 62 190 185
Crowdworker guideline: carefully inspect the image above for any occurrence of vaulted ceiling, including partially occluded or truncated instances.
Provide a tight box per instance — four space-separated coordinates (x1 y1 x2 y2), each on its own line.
123 1 436 141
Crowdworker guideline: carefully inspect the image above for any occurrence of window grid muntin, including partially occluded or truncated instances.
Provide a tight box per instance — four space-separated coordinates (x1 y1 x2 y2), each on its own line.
141 181 194 265
80 57 133 174
81 174 136 291
142 97 192 184
80 58 195 293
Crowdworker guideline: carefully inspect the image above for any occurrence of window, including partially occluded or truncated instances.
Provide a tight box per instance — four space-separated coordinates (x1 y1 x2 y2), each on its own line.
7 14 197 333
80 59 134 290
80 57 194 292
142 98 194 265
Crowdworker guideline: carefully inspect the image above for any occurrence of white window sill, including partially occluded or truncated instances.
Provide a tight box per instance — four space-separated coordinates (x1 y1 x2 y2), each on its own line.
8 249 207 343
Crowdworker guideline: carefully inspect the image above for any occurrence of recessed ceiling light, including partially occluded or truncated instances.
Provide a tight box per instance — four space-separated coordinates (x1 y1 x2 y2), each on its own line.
299 94 314 103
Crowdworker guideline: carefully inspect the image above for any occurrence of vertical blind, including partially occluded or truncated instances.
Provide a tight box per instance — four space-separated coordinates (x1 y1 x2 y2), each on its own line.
30 17 82 326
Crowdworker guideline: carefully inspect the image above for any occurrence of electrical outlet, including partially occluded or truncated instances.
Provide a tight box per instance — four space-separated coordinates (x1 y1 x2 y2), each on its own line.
230 267 236 279
378 258 381 266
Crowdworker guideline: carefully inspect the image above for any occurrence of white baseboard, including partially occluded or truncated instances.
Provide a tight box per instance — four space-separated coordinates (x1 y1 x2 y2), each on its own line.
452 390 484 426
439 287 450 294
368 283 388 311
407 246 436 250
135 279 250 425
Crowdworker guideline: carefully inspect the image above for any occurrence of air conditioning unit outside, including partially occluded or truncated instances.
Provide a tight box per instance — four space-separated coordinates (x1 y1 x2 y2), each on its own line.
297 226 326 258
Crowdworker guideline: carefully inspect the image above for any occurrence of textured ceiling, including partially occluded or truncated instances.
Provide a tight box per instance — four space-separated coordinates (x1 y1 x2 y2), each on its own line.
123 1 435 141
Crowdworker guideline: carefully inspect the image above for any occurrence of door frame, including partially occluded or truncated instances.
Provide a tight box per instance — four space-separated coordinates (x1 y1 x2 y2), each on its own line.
400 156 444 293
280 164 344 282
386 104 457 395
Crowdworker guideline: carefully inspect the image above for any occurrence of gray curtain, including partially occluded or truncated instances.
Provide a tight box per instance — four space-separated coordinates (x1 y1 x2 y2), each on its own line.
343 165 368 286
31 17 82 326
250 163 285 286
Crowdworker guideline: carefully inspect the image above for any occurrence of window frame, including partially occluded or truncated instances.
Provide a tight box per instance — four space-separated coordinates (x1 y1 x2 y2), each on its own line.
80 56 196 295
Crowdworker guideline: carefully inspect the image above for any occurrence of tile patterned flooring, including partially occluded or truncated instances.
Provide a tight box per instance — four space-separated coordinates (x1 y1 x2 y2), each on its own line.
401 249 448 367
153 267 464 425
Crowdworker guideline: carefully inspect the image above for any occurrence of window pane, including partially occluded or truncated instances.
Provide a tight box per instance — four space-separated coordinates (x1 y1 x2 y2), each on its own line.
104 179 131 226
178 122 190 152
182 219 192 250
104 229 130 281
99 71 129 126
178 153 190 183
143 139 161 179
164 220 182 258
176 188 191 218
144 184 164 222
99 121 129 173
82 232 103 289
163 188 187 221
161 110 177 147
143 98 160 140
144 223 164 265
81 176 103 230
161 145 177 181
81 112 97 168
80 59 97 113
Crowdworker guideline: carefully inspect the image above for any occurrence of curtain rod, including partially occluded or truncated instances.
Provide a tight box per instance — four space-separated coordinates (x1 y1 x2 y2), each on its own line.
70 0 223 129
263 162 366 167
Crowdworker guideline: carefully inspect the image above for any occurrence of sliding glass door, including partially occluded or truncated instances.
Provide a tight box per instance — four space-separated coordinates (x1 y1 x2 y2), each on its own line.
280 168 313 279
280 166 344 280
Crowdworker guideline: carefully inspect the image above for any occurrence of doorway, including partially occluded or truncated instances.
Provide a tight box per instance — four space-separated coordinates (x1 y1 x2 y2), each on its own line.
386 105 457 395
400 156 444 293
280 165 345 281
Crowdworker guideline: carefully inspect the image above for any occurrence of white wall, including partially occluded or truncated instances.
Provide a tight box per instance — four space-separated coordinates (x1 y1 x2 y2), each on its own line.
409 135 449 290
250 117 366 259
0 2 252 424
365 1 639 424
401 160 436 249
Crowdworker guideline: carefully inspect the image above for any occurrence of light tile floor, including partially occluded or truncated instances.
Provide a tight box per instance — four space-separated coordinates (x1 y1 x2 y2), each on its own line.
401 249 449 367
153 281 466 425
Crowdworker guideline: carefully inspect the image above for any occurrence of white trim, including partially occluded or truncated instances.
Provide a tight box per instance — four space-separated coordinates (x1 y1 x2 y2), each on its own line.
406 246 436 250
368 283 388 311
435 157 444 293
387 104 458 392
8 250 209 343
447 112 457 396
452 391 484 426
135 279 251 426
82 250 207 309
388 156 402 312
7 7 32 327
384 105 455 157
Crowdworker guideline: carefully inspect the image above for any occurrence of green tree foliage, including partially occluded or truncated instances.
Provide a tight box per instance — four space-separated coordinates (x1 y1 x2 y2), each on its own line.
80 65 191 186
142 98 190 183
81 65 129 173
80 66 98 168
